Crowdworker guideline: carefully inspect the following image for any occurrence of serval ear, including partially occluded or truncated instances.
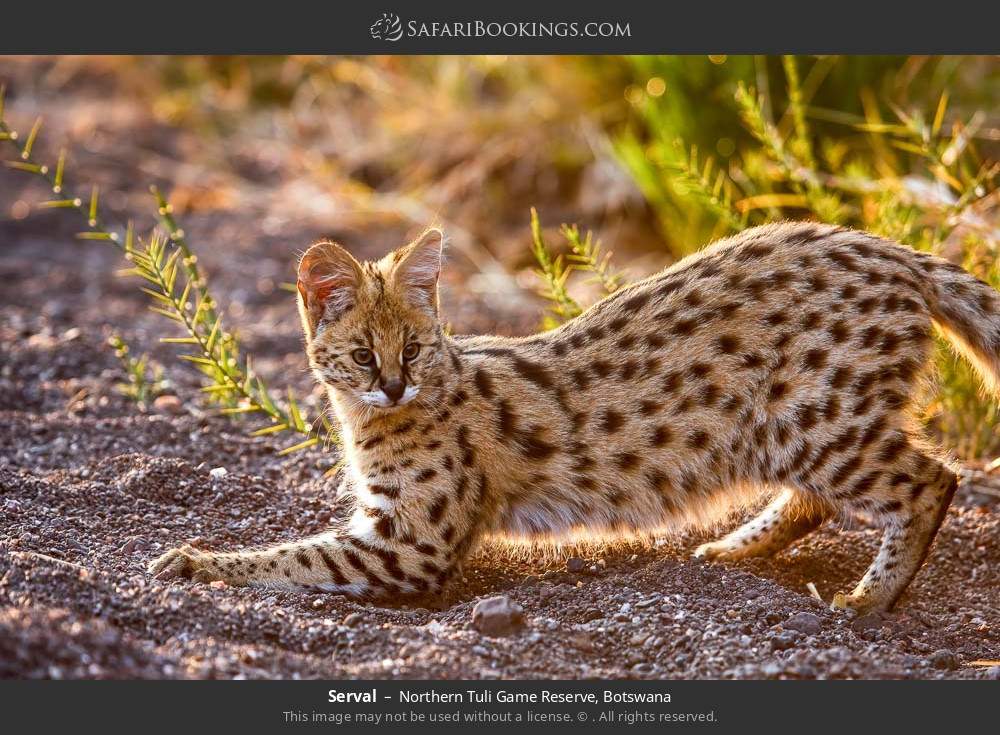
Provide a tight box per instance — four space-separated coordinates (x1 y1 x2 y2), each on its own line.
389 228 444 315
296 240 362 341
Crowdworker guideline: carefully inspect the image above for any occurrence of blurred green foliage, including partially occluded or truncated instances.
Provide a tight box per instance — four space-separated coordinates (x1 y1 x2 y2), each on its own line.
108 333 167 405
613 55 997 250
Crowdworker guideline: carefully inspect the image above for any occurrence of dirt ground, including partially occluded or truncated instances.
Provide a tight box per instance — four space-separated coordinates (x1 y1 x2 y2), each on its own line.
1 59 999 680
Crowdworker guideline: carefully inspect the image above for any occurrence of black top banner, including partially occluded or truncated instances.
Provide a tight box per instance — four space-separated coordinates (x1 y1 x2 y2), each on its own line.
2 0 999 54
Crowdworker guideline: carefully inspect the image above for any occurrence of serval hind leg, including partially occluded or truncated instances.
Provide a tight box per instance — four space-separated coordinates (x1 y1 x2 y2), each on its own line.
694 488 829 561
831 447 957 614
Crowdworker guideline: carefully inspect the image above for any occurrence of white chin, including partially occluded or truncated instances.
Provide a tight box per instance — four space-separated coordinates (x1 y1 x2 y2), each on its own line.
398 385 420 405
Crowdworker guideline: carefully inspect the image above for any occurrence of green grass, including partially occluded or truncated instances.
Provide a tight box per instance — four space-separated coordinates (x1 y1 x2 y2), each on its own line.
0 84 333 457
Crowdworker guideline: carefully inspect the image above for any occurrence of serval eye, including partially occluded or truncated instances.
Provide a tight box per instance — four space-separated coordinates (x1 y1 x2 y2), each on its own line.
352 348 374 366
402 343 420 361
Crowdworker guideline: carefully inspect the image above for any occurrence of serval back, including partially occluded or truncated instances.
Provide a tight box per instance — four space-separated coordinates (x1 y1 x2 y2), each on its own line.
151 222 1000 614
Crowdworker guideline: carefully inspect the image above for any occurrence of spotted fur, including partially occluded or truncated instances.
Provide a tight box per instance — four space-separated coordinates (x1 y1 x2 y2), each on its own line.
150 223 1000 614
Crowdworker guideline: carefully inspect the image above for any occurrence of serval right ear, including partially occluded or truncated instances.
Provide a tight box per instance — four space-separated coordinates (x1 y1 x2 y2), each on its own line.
389 228 444 315
296 240 362 342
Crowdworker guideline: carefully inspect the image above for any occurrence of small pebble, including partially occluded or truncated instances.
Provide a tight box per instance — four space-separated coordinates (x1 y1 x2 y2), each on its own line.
472 596 524 637
566 557 587 573
785 612 823 635
851 613 883 633
153 395 184 415
928 649 959 671
770 632 798 651
119 537 141 555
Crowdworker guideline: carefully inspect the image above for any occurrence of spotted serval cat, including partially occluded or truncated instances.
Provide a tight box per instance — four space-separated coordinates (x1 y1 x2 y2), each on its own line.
150 222 1000 613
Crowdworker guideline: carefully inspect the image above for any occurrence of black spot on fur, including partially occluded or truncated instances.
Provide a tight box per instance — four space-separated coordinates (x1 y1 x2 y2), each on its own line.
415 468 438 483
671 318 699 336
765 311 788 326
795 404 817 430
717 335 740 354
878 434 908 463
622 292 651 313
829 365 852 389
513 356 556 391
860 325 882 349
601 408 625 434
456 425 475 467
829 320 851 343
592 359 613 379
823 395 840 422
429 494 449 524
317 548 349 585
857 296 878 314
615 451 641 471
513 426 557 461
651 425 672 447
803 349 828 371
807 274 828 292
686 429 710 450
801 311 822 330
826 251 859 272
687 362 712 380
296 551 312 571
639 399 660 416
722 394 744 414
368 484 399 499
662 371 683 393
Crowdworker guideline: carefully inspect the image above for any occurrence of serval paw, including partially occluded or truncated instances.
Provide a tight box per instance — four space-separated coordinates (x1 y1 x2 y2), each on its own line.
148 545 224 584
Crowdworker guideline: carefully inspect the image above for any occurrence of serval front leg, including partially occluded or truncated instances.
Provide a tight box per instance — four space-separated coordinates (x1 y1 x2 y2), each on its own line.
150 470 487 598
149 534 387 596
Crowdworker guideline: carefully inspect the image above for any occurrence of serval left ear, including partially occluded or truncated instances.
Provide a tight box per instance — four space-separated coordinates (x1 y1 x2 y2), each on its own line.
296 239 363 342
390 228 444 314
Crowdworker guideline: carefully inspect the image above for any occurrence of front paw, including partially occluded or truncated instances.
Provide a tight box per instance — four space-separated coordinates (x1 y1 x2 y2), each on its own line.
830 590 885 615
693 541 737 561
148 545 222 584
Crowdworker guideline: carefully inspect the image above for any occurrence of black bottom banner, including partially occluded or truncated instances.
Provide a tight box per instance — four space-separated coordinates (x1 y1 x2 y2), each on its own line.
3 680 993 732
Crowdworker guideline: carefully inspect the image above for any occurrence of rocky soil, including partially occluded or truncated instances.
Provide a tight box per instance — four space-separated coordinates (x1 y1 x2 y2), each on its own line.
1 57 998 680
2 305 998 680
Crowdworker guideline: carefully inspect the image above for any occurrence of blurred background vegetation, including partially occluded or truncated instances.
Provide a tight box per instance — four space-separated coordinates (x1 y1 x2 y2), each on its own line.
1 55 997 457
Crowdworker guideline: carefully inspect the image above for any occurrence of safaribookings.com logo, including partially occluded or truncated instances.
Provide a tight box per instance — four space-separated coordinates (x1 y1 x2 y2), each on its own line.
370 13 404 41
370 14 631 41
